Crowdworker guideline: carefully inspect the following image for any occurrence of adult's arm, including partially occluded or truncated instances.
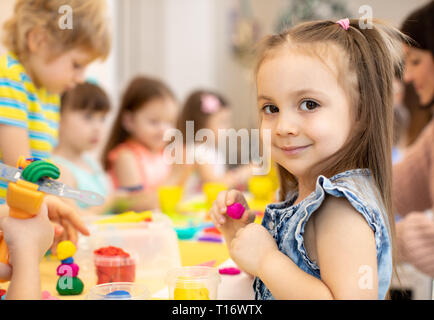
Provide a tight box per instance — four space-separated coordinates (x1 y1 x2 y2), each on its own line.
393 120 433 216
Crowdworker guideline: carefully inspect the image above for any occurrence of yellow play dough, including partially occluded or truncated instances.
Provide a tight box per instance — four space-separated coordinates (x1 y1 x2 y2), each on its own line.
174 287 210 300
173 277 210 300
56 240 76 260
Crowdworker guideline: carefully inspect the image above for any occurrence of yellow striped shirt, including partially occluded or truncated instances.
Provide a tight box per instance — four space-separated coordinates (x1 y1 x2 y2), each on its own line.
0 52 60 203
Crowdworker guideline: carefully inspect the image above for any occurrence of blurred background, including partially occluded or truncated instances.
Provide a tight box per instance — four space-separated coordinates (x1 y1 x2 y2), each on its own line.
0 0 432 300
0 0 429 159
0 0 430 149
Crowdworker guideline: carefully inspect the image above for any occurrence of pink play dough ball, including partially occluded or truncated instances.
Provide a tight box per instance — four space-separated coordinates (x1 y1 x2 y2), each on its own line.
56 263 79 277
219 267 241 275
226 202 245 219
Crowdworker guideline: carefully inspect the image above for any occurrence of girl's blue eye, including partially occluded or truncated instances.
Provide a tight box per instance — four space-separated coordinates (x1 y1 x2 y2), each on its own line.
300 100 319 111
262 104 279 114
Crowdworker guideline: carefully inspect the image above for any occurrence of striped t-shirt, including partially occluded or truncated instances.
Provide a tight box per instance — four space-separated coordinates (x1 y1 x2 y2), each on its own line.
0 52 60 203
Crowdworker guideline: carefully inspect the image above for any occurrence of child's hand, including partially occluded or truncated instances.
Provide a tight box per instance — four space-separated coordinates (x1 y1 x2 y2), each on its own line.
0 200 54 267
209 190 255 243
230 223 278 277
44 195 90 255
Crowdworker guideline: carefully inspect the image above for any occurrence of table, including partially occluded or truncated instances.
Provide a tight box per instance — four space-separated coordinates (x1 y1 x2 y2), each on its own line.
30 239 230 300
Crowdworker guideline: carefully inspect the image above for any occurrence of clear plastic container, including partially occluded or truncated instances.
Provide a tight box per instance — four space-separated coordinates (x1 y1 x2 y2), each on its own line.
87 282 150 300
75 212 181 293
166 266 221 300
93 251 137 284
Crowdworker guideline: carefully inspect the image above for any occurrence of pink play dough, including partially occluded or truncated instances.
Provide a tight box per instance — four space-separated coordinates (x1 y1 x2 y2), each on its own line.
219 267 241 275
226 203 245 219
56 263 79 277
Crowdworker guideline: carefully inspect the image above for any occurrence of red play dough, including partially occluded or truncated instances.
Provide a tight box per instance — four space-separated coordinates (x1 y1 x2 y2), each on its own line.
94 246 136 284
94 246 130 257
203 227 221 235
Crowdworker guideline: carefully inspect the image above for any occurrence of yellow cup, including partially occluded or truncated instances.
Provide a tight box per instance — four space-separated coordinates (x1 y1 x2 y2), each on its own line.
158 186 183 216
166 267 221 300
248 176 273 201
203 182 228 210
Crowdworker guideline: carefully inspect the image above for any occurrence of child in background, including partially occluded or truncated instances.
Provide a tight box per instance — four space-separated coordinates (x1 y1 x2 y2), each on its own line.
173 90 252 194
102 76 179 212
0 0 111 204
211 19 405 299
52 82 112 213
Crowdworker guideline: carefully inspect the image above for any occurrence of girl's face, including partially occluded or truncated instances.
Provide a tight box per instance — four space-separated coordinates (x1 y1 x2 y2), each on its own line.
59 109 107 152
403 45 434 105
207 108 232 137
123 97 178 152
257 49 353 182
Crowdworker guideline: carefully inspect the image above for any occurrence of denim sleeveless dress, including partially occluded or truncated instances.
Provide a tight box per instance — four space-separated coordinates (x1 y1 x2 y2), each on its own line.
253 169 392 300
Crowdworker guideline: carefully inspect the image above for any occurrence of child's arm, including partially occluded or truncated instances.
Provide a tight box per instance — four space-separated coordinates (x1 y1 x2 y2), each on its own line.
392 120 433 216
230 196 378 299
112 149 159 211
0 125 31 166
0 201 54 299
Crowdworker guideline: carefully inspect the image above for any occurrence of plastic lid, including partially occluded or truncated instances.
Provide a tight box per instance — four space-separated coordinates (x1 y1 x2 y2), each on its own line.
93 253 136 267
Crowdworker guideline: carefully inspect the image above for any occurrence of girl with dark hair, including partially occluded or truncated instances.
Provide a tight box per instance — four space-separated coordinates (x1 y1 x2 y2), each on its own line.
173 89 252 194
102 76 178 212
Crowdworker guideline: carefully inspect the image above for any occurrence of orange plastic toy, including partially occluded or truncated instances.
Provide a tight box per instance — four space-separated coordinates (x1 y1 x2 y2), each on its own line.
0 157 47 282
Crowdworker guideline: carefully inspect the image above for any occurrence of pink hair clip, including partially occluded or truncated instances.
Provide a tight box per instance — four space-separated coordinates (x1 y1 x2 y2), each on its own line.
201 94 221 114
336 18 350 30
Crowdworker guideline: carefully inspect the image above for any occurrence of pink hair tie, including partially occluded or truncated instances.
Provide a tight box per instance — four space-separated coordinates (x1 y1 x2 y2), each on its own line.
336 18 350 30
201 94 220 114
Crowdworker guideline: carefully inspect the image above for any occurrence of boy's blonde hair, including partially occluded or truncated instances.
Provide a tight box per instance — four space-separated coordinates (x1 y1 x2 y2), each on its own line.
2 0 111 61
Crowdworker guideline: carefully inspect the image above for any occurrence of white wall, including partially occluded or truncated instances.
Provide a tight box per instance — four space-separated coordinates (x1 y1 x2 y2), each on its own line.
163 0 217 100
114 0 431 131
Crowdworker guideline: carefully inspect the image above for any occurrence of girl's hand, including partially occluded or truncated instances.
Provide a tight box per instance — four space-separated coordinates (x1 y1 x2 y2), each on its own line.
230 223 278 277
209 190 255 243
0 201 54 266
44 195 90 255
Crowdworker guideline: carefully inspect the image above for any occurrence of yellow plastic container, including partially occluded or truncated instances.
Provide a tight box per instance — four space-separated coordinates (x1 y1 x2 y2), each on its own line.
166 266 221 300
158 186 183 216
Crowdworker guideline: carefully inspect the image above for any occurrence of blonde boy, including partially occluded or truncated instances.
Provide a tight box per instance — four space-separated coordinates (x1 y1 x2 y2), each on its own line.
0 0 111 203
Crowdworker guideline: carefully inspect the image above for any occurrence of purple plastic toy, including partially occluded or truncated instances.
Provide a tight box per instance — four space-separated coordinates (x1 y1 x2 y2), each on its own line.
226 202 245 219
